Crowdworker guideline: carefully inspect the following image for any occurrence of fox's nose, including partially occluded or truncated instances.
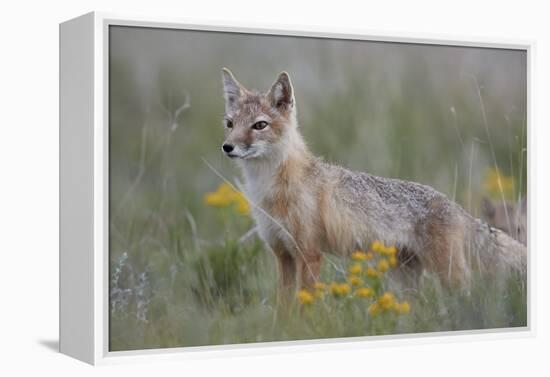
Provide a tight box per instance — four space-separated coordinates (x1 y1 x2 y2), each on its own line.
222 143 234 153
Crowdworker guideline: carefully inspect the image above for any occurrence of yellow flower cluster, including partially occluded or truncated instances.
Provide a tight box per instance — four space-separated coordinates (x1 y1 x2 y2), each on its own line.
377 259 390 273
355 287 374 298
371 242 398 269
296 241 411 318
371 241 397 257
483 168 515 199
313 282 327 299
330 282 352 297
203 182 250 215
354 242 399 278
368 292 410 317
348 263 362 275
351 250 374 261
297 289 315 305
366 267 379 278
349 275 363 286
313 282 327 290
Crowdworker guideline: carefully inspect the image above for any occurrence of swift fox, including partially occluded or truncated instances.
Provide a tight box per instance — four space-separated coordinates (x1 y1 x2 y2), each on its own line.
220 68 526 296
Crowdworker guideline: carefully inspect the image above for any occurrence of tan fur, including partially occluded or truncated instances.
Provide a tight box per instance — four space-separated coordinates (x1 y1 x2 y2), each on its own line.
319 186 357 256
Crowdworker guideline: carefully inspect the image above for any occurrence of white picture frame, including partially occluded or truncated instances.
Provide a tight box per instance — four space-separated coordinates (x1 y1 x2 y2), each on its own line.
59 11 534 365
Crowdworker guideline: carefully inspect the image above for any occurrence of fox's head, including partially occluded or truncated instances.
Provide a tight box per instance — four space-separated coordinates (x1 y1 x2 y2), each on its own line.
220 68 297 160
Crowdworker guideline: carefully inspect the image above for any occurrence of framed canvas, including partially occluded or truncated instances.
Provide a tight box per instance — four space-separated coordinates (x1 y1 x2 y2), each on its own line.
59 12 532 365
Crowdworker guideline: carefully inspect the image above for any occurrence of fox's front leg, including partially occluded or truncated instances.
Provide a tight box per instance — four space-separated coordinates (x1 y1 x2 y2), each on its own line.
296 249 322 289
272 241 297 303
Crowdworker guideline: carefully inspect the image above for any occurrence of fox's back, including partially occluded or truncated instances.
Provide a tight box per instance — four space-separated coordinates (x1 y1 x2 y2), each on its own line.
320 162 466 256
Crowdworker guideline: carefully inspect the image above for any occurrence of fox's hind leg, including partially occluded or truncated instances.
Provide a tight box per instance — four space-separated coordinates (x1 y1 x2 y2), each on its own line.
422 198 471 290
427 219 471 291
273 241 296 303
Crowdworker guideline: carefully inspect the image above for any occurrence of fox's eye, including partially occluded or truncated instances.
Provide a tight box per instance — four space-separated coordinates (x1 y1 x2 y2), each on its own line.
252 121 268 130
225 119 233 129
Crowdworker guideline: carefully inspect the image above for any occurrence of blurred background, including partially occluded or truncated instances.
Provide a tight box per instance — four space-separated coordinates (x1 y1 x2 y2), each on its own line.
109 26 527 350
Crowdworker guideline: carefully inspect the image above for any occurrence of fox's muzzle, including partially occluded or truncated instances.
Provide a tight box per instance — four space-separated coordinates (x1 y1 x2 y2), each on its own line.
222 142 240 158
222 143 234 153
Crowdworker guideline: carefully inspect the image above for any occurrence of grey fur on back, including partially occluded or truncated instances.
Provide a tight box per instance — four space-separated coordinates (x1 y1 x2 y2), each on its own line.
322 161 526 277
325 162 453 249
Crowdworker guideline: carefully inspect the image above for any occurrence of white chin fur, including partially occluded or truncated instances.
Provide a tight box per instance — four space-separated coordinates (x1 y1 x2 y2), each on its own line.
232 143 269 160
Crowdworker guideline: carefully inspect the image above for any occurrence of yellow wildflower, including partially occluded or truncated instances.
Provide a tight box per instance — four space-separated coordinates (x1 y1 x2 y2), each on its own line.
349 275 363 286
388 255 398 268
339 283 351 295
385 246 398 256
368 302 380 317
217 182 237 199
378 292 396 310
365 251 375 261
371 240 398 256
394 301 411 314
483 168 515 199
348 263 362 275
371 240 385 253
366 267 379 279
313 282 327 291
330 282 339 295
330 282 351 297
204 183 250 215
355 287 374 298
234 194 250 215
297 289 315 305
377 259 390 273
351 250 368 261
203 192 232 207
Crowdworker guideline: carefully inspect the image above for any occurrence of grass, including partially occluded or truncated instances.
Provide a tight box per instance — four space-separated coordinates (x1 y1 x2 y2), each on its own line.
109 184 526 351
108 27 527 351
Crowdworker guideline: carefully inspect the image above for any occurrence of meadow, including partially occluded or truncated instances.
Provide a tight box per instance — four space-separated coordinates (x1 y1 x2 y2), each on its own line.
108 26 527 351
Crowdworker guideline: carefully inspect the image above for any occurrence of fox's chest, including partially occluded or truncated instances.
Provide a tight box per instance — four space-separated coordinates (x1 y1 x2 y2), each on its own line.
252 208 293 250
247 184 317 252
242 160 320 252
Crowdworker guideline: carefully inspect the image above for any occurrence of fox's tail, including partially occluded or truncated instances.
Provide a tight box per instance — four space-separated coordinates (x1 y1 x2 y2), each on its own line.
470 218 527 275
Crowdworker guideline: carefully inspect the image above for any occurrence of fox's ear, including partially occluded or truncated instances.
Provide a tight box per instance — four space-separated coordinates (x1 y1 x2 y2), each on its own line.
222 68 243 111
267 72 294 111
481 197 496 220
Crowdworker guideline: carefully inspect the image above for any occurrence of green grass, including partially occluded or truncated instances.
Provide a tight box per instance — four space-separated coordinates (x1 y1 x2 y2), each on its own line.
109 204 527 351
